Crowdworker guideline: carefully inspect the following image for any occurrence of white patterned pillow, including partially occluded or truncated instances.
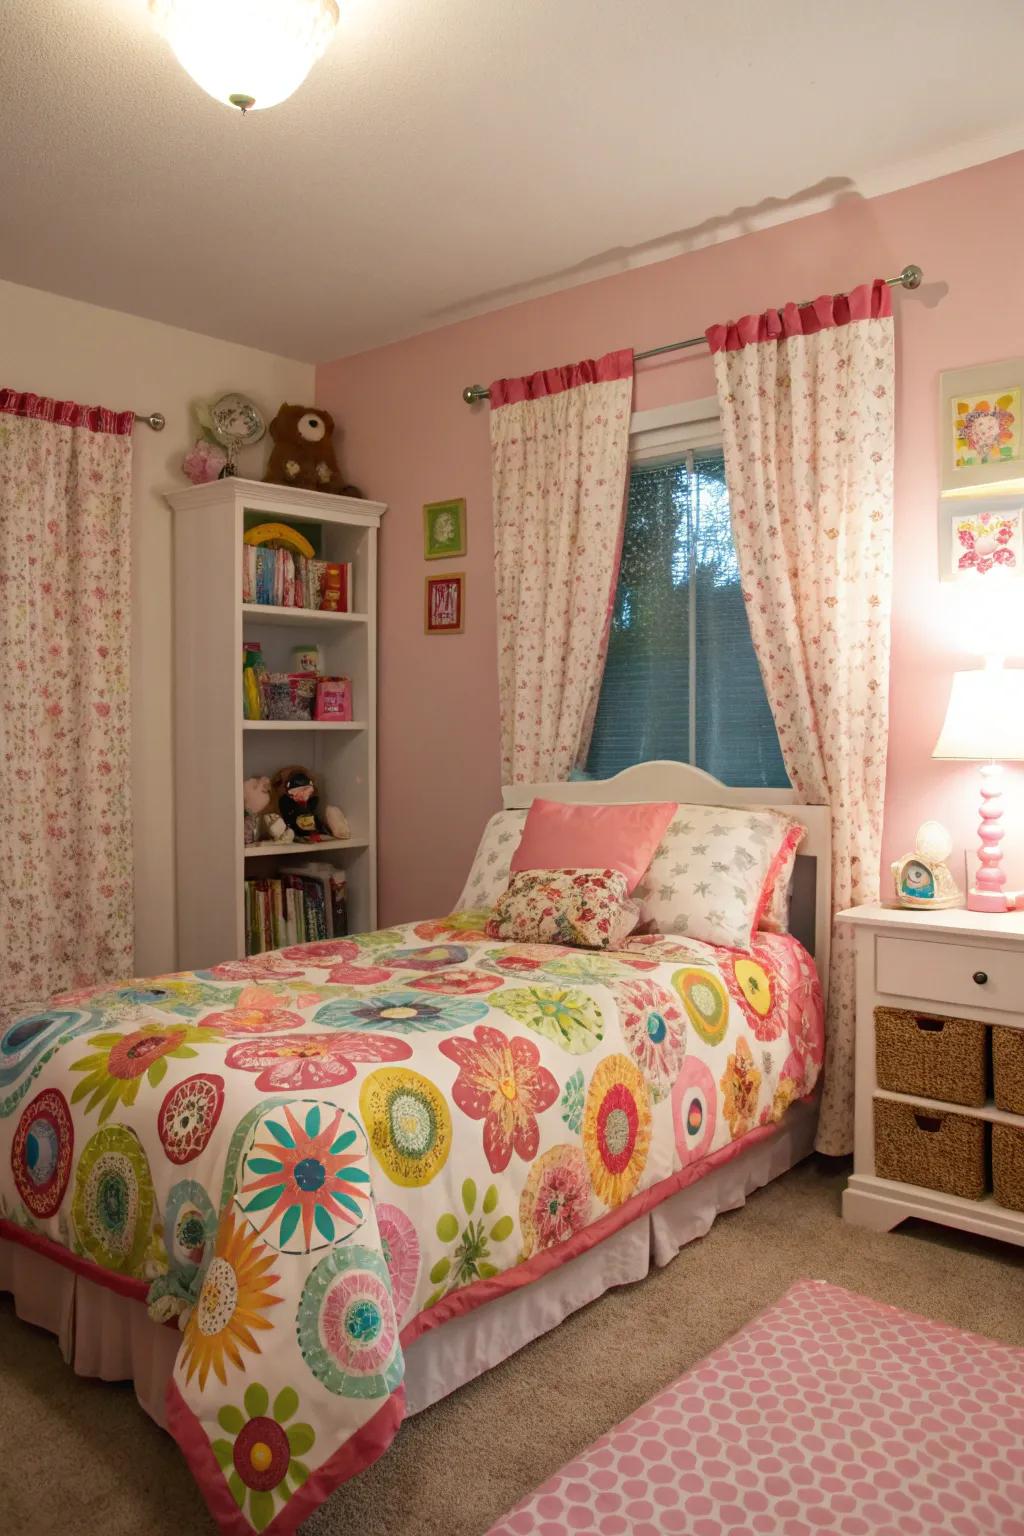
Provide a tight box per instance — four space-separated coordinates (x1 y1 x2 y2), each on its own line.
455 809 528 910
634 804 804 951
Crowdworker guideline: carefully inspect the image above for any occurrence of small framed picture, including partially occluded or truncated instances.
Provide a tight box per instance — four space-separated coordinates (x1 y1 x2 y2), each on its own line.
425 573 465 634
423 498 467 560
938 496 1023 581
939 360 1024 497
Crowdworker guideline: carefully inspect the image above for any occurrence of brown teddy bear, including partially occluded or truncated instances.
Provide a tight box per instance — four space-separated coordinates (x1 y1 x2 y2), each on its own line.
263 404 362 496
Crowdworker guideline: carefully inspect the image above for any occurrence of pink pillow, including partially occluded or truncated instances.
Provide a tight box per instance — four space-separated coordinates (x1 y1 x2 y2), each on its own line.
510 799 677 894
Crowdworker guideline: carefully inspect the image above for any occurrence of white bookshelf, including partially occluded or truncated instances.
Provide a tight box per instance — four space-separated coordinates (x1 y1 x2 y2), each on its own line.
165 477 385 970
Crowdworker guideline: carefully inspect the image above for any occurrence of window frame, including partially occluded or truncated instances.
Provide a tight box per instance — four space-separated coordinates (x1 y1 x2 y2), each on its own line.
623 398 725 772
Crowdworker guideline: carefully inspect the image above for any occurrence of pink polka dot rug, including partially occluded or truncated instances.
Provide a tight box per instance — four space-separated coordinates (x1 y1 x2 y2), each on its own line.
486 1278 1024 1536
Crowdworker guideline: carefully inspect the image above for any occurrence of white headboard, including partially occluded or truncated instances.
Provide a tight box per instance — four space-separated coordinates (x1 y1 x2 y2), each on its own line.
502 760 831 999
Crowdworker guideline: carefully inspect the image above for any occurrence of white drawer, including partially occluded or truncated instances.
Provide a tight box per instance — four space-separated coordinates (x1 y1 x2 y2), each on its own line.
875 934 1024 1015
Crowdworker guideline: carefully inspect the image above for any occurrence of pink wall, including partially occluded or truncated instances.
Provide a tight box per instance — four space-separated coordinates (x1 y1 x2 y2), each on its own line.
318 152 1024 925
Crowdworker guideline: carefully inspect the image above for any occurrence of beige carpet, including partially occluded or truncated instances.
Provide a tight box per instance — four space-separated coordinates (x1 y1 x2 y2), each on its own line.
2 1156 1022 1535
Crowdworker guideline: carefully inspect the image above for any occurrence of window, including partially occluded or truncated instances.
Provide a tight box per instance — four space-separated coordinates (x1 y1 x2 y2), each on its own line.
586 436 787 788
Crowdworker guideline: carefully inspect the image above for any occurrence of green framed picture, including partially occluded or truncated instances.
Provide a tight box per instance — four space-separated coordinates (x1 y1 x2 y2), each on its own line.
423 497 467 560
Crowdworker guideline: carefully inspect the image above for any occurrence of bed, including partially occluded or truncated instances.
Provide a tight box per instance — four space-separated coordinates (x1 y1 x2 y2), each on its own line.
0 762 829 1535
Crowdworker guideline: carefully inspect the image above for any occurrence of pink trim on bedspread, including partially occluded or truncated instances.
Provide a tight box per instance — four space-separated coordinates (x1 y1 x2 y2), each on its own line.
400 1113 784 1347
168 1378 406 1536
0 1215 149 1303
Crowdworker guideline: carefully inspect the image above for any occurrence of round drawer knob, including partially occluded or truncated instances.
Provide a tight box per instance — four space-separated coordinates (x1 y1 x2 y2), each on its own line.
973 970 988 986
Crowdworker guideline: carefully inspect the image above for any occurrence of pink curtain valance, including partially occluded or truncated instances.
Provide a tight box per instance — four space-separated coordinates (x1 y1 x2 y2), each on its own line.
705 279 892 354
489 348 633 409
0 387 135 436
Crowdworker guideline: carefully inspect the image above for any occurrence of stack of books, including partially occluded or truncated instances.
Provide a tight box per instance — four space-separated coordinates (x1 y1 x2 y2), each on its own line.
244 865 348 955
242 546 351 611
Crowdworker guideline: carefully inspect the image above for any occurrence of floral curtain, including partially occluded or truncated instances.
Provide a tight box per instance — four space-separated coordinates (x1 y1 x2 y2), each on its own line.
0 390 134 1018
706 281 895 1155
490 349 634 783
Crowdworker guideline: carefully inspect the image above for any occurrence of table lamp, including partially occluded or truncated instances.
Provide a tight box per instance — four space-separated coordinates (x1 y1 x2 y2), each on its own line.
933 660 1024 911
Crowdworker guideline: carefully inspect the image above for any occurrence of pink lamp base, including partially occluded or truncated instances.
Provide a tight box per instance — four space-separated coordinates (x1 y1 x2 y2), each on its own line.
967 888 1022 913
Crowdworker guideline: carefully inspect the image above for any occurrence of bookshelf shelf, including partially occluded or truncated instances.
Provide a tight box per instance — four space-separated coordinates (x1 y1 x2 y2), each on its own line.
242 603 368 627
242 720 368 732
244 837 370 859
165 478 384 969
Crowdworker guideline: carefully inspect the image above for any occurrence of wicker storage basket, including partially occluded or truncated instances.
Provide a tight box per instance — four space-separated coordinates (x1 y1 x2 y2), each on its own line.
992 1123 1024 1212
875 1007 986 1107
992 1027 1024 1116
873 1097 986 1199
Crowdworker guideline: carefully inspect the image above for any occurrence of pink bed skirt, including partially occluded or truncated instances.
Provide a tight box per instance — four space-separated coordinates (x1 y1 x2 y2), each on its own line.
0 1100 817 1432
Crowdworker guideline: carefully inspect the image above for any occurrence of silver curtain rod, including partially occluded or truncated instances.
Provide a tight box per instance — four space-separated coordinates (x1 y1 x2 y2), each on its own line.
460 263 923 404
135 411 166 430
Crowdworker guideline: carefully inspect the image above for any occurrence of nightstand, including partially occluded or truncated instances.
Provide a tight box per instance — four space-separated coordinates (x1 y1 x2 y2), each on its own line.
839 902 1024 1248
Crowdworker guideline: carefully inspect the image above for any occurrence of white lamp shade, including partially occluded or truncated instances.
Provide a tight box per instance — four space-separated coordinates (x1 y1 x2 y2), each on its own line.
933 666 1024 760
150 0 339 111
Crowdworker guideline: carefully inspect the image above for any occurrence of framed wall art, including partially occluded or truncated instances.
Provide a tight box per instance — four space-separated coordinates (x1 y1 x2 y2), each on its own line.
425 572 465 634
423 497 467 559
938 495 1023 582
940 359 1024 498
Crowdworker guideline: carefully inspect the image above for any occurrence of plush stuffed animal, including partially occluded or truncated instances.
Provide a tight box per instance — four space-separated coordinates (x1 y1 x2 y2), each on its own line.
263 405 362 497
271 765 349 842
243 775 271 845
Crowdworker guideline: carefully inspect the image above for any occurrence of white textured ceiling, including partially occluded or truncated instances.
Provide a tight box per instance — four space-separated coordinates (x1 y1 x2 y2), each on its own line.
3 0 1024 362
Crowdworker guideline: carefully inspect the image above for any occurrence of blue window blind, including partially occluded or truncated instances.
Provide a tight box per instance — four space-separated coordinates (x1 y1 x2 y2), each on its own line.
586 449 788 788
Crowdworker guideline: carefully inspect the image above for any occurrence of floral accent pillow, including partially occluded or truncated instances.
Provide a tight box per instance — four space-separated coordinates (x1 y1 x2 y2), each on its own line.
456 810 529 911
634 805 804 951
486 868 640 950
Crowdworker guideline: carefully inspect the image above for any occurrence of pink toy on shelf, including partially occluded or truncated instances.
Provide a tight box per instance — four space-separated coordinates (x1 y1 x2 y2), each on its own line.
314 676 352 722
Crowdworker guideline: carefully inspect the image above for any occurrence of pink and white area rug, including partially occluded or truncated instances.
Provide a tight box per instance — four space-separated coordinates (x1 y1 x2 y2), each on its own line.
487 1279 1024 1536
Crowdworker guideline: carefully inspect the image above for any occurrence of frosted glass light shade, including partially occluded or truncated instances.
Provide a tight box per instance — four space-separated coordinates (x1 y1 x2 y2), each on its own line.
933 666 1024 760
150 0 339 112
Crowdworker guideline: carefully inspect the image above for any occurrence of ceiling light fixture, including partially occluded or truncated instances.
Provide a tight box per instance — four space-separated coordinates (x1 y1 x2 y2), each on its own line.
149 0 340 113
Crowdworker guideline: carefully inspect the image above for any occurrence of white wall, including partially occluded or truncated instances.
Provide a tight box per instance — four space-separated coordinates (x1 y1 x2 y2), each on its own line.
0 278 314 974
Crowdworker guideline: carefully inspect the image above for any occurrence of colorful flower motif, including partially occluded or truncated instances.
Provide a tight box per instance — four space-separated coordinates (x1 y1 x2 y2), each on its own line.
721 948 785 1040
68 1024 203 1123
11 1087 74 1219
344 928 404 951
359 1067 452 1187
615 979 687 1101
211 1382 315 1532
376 943 470 972
519 1144 592 1259
480 946 565 980
672 967 730 1046
413 911 493 942
496 985 604 1055
671 1058 717 1166
376 1203 421 1325
622 934 711 966
198 985 305 1037
560 1069 585 1134
296 1244 402 1399
0 1008 95 1092
120 978 232 1018
234 1101 371 1254
71 1124 155 1275
198 955 306 982
408 968 501 997
582 1055 652 1208
281 939 361 966
181 1208 282 1389
165 1178 217 1274
325 960 396 985
313 989 488 1035
424 1179 515 1306
224 1032 411 1092
157 1073 224 1165
438 1024 559 1174
719 1038 762 1140
541 951 638 985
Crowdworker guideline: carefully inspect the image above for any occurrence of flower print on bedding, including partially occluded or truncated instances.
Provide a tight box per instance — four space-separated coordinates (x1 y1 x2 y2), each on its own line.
0 910 824 1536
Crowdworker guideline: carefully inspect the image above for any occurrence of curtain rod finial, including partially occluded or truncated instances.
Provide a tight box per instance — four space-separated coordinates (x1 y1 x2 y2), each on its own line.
463 385 488 405
899 265 923 290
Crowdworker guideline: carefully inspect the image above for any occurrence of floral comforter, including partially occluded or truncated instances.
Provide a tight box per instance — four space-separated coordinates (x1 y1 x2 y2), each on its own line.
0 914 823 1535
